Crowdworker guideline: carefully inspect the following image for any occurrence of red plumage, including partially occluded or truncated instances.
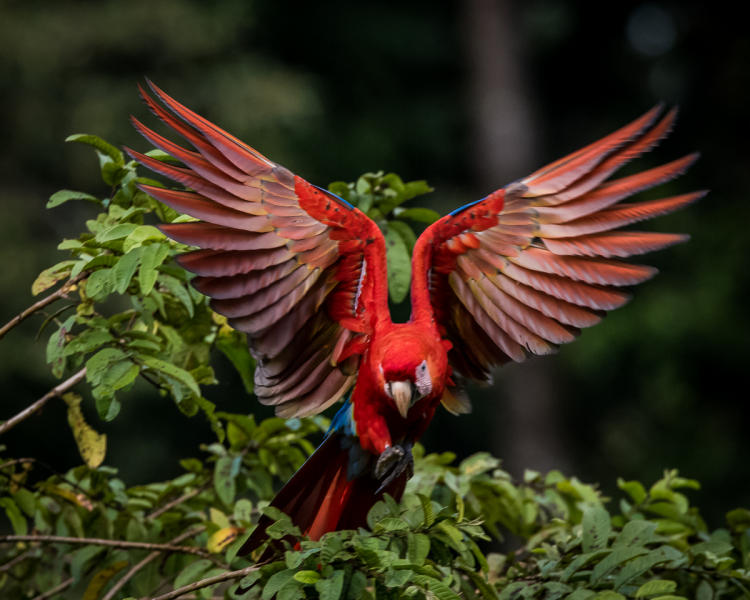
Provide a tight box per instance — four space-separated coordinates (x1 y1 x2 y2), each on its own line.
128 81 701 552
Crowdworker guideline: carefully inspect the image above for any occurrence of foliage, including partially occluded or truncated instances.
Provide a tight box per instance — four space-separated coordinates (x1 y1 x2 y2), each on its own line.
1 135 749 599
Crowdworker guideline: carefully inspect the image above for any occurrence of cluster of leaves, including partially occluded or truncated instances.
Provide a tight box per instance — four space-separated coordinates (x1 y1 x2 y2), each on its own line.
328 172 437 303
38 134 251 444
3 436 750 599
2 134 750 599
0 415 325 599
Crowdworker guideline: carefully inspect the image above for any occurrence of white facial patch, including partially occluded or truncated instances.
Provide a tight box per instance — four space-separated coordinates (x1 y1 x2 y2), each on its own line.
415 360 432 399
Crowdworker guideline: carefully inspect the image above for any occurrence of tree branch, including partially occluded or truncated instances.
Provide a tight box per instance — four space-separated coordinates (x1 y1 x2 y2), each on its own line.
146 483 209 521
0 533 209 557
0 367 86 436
0 273 85 341
0 549 33 575
31 576 74 600
101 526 206 600
148 564 262 600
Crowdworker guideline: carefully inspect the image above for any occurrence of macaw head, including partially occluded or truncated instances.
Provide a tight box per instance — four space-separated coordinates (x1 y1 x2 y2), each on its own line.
373 327 449 419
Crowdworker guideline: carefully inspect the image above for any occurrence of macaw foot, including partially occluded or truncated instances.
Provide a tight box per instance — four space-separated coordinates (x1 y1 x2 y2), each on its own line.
374 443 414 494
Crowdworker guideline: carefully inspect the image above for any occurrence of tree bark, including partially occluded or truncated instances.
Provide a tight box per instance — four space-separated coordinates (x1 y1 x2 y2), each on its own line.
462 0 570 475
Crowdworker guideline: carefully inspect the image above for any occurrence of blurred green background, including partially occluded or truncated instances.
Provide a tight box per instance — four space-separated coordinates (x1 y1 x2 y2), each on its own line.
1 0 747 524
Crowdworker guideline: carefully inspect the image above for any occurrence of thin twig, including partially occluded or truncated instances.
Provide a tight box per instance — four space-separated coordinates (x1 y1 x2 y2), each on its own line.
0 367 86 436
0 458 36 471
0 549 33 575
101 526 206 600
147 564 262 600
31 576 74 600
146 483 209 521
0 273 85 341
0 533 209 557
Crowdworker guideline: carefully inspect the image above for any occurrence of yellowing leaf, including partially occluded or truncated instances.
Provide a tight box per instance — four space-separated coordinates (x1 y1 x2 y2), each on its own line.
31 261 76 295
83 561 129 600
64 392 107 468
207 526 241 553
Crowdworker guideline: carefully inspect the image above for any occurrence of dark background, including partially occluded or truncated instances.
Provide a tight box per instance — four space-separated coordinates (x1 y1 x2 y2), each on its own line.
1 0 747 524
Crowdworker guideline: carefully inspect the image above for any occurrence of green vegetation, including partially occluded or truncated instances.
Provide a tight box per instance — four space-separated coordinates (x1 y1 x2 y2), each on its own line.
1 135 748 599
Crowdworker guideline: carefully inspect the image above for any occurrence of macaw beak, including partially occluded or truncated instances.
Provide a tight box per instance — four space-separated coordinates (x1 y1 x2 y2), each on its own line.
390 380 414 418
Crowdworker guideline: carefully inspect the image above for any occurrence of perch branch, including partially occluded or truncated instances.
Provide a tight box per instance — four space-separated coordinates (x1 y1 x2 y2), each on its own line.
0 273 85 341
0 367 86 436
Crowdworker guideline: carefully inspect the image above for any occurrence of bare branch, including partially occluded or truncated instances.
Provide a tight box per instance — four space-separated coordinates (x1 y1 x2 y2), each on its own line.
0 273 85 341
101 527 206 600
0 458 35 471
148 564 262 600
0 533 209 557
31 577 74 600
0 549 33 575
0 367 86 436
146 483 209 521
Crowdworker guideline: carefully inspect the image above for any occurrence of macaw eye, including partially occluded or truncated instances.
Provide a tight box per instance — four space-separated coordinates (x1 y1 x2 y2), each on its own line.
414 360 432 399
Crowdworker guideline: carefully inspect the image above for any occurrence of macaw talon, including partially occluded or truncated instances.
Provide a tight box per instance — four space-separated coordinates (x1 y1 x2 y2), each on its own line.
374 443 414 494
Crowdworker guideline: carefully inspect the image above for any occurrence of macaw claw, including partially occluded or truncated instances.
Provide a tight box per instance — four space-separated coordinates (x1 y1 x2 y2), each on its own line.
374 443 414 493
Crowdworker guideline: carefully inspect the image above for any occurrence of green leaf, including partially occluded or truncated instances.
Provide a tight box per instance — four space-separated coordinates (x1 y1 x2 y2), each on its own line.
139 243 170 295
407 532 430 565
385 225 411 303
417 493 435 527
94 389 121 421
112 247 143 294
387 219 417 253
160 273 194 317
590 593 626 600
384 569 412 588
216 328 254 394
582 504 611 552
395 207 441 224
86 348 129 386
96 223 139 243
214 455 241 505
614 520 659 547
590 546 649 585
47 189 100 208
262 569 296 600
86 268 114 301
140 356 200 397
174 559 213 589
63 328 115 357
293 570 321 584
70 544 106 581
123 225 166 253
636 580 678 598
66 133 125 165
0 498 28 535
412 574 461 600
315 570 344 600
32 261 76 295
618 478 648 504
613 546 686 589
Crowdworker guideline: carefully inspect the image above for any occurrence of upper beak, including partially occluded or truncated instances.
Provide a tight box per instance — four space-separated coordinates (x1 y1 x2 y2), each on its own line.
390 380 413 418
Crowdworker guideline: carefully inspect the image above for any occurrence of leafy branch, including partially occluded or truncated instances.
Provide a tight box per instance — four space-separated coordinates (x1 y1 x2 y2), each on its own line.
2 132 749 600
0 272 87 341
0 533 210 557
0 367 87 435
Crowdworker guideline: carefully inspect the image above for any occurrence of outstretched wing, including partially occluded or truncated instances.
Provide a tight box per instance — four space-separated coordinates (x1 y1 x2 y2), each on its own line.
127 81 389 417
411 106 703 382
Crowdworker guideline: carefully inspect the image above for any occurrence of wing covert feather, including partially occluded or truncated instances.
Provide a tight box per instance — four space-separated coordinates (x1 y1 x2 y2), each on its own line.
412 106 700 382
129 82 388 417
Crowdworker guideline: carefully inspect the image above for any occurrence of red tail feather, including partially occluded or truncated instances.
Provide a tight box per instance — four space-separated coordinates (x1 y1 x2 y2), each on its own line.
240 433 407 556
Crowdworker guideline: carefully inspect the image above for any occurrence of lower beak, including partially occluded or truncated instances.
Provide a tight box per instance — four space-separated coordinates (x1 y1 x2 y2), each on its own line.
391 380 413 418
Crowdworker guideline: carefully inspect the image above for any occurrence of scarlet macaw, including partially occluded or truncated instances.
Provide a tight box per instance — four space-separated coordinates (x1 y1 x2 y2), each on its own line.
127 81 701 547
